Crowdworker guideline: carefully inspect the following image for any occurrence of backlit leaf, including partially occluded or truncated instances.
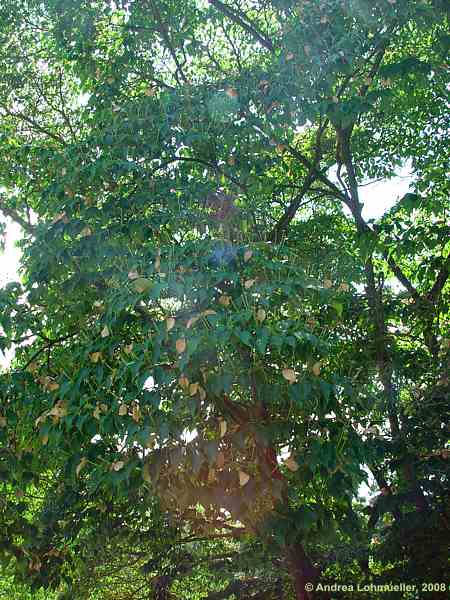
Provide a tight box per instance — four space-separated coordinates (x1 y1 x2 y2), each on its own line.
218 295 231 307
219 419 227 438
282 368 297 383
239 470 250 486
176 338 186 354
284 456 299 472
244 249 253 262
166 317 176 331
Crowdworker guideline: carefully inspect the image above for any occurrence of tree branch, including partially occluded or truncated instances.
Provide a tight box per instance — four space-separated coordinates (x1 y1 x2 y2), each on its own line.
208 0 274 53
0 198 35 234
146 0 189 84
151 155 248 192
0 104 66 145
384 253 421 301
22 331 79 372
428 254 450 304
268 172 316 242
286 143 348 202
338 126 428 511
268 120 344 240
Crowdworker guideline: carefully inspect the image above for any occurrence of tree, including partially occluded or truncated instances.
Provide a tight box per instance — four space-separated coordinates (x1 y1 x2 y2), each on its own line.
0 1 448 599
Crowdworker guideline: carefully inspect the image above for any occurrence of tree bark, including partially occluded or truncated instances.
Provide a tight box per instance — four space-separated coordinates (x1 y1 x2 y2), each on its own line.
286 543 320 600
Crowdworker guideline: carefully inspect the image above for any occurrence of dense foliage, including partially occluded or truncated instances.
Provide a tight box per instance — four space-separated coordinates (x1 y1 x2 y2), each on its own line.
0 1 448 599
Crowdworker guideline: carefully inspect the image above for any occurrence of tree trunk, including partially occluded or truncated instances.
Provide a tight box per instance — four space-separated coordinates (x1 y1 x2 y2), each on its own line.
286 543 320 600
338 127 429 511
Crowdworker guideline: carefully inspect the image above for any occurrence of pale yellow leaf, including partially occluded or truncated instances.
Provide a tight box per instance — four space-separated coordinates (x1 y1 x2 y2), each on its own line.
176 338 186 354
282 368 297 384
154 250 161 272
101 325 110 338
284 456 299 472
189 382 199 396
244 279 256 289
256 308 266 323
52 212 67 225
49 401 66 418
186 315 200 329
118 403 128 416
179 375 190 389
90 351 102 363
145 434 157 449
132 404 141 422
35 413 47 427
312 361 321 376
219 419 227 438
323 279 333 289
338 282 349 292
166 317 176 331
225 87 238 98
239 470 250 486
218 295 231 307
112 460 124 471
202 309 217 317
80 226 93 237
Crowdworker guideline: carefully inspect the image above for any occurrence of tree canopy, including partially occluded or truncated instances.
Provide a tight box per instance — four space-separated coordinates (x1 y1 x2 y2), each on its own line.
0 1 449 599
